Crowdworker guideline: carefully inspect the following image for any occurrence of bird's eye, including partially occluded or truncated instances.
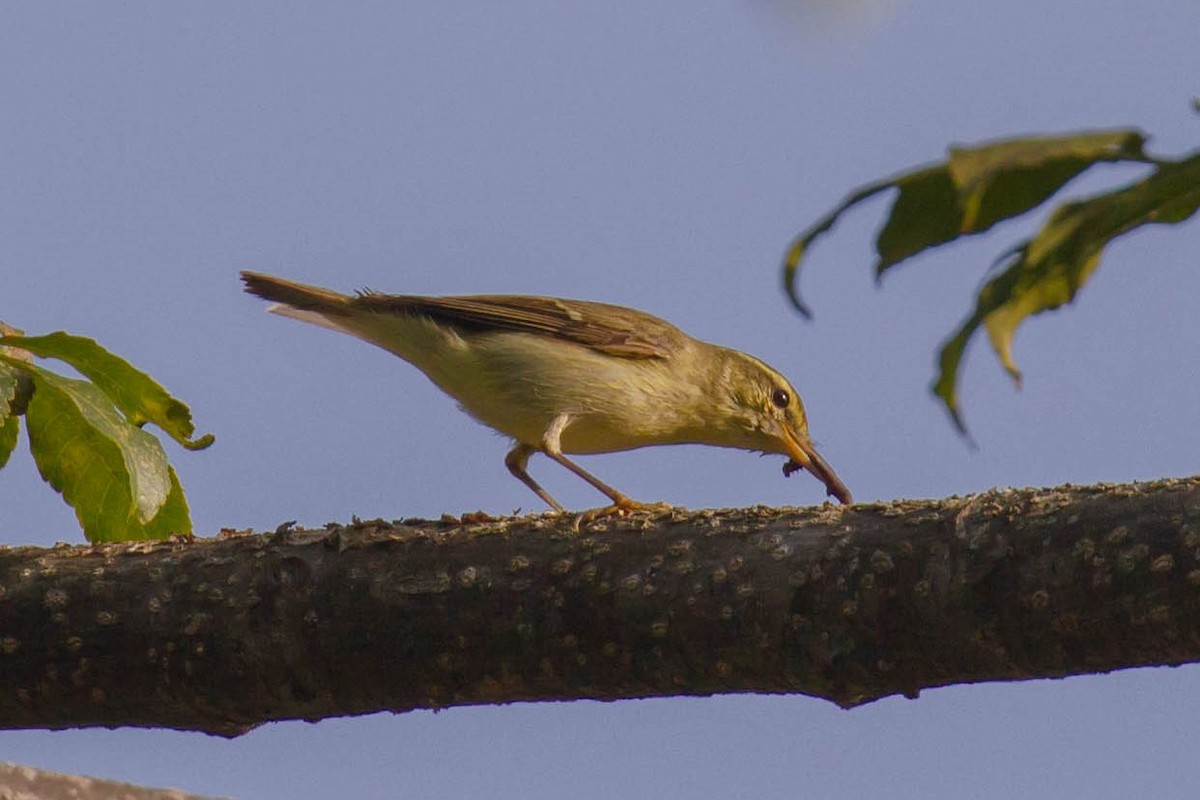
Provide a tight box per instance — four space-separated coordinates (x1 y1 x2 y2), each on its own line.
771 388 790 409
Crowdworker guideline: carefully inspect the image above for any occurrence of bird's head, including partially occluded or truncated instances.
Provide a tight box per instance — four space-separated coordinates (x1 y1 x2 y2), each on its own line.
716 350 853 505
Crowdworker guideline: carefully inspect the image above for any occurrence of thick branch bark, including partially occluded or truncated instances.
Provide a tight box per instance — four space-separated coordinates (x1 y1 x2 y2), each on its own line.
2 477 1198 736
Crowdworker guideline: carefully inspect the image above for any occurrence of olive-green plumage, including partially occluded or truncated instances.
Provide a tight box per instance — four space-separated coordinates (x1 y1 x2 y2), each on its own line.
241 271 851 513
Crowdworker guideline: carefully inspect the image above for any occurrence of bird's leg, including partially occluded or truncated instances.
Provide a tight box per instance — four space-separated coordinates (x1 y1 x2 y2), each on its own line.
539 414 671 523
505 442 565 513
542 450 654 511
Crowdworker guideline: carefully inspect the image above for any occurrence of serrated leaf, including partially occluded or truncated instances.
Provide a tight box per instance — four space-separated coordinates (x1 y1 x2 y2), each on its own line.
933 151 1200 432
0 331 214 451
23 365 190 541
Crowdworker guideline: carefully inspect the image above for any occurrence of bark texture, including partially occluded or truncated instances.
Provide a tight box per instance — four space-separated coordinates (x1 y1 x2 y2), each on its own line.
1 477 1198 737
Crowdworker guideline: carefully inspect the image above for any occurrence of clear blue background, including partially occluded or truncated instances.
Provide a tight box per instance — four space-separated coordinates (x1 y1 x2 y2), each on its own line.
3 1 1200 797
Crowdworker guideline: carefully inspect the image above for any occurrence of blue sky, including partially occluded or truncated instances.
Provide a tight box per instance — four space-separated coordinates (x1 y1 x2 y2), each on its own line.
3 1 1200 797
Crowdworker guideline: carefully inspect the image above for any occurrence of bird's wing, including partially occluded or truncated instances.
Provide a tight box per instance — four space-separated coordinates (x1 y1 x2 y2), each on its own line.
354 293 687 359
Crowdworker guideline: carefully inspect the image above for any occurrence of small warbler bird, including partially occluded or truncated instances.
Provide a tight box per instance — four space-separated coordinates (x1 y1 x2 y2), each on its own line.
241 271 852 515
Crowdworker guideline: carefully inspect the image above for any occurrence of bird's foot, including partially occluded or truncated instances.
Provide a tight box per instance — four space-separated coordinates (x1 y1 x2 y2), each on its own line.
573 498 673 530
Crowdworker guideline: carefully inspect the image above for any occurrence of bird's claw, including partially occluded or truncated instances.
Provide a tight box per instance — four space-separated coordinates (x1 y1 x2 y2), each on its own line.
573 498 673 530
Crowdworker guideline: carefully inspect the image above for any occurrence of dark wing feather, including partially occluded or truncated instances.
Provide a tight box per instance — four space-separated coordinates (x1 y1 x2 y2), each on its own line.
353 293 686 359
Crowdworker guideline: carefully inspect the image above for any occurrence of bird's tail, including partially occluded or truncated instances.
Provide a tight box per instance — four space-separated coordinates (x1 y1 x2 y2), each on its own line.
240 271 352 313
240 271 365 335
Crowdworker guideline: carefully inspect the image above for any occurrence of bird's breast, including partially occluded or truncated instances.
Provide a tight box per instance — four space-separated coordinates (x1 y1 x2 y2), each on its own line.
446 333 717 453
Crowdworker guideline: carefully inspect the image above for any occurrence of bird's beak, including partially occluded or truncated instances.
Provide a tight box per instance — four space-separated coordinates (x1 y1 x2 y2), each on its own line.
776 424 853 505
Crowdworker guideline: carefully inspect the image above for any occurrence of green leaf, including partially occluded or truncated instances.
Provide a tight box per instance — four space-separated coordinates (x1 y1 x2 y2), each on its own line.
947 129 1148 235
931 308 984 438
0 363 15 415
782 174 903 317
0 415 16 470
933 151 1200 431
0 364 20 469
874 165 962 272
22 365 192 541
143 465 192 540
0 332 214 451
984 152 1200 382
784 128 1148 315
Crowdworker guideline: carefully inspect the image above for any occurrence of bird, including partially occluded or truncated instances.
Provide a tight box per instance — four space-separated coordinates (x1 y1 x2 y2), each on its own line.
240 271 852 517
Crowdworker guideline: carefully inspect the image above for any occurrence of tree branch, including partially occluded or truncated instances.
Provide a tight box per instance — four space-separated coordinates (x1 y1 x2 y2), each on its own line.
2 477 1198 737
